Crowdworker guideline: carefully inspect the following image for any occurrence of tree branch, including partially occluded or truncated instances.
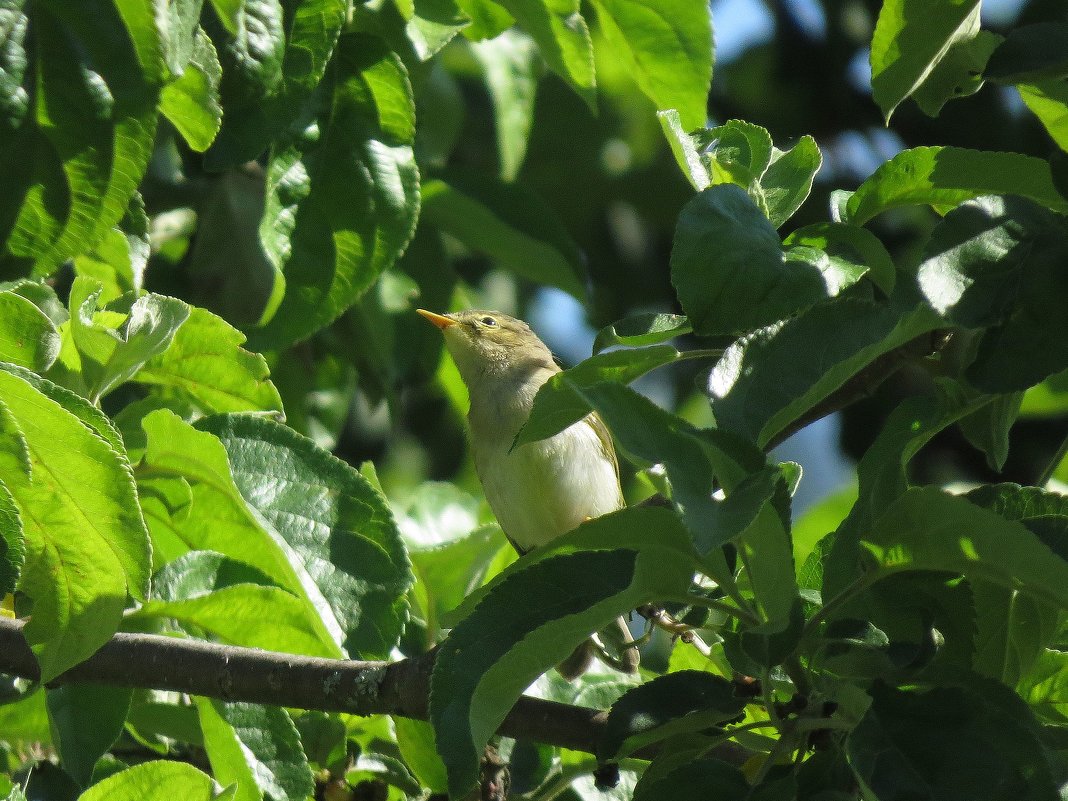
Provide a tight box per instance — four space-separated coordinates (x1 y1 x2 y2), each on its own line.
0 617 748 765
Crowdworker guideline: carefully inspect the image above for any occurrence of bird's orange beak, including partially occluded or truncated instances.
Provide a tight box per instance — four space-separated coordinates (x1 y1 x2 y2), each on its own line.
416 309 456 330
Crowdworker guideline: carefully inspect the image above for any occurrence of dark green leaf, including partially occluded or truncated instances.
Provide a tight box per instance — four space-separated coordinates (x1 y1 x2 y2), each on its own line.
431 507 696 797
964 483 1068 521
0 368 150 681
1019 649 1068 724
846 146 1068 225
199 414 413 659
671 185 837 336
697 118 773 187
860 487 1068 611
598 671 744 761
47 684 133 787
250 33 419 348
589 0 712 131
77 760 233 801
958 392 1022 471
847 680 1057 801
421 176 585 298
708 290 941 447
0 290 60 370
971 580 1057 687
593 313 692 353
6 2 158 277
402 0 471 61
0 477 22 595
869 0 981 121
196 699 313 801
986 23 1068 84
633 758 748 801
515 346 685 448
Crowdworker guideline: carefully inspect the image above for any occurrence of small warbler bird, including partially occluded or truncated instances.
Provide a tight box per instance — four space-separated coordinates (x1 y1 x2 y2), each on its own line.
418 308 639 678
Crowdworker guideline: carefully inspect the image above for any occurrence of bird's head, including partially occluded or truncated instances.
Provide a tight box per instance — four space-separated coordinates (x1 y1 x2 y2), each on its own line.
416 309 555 390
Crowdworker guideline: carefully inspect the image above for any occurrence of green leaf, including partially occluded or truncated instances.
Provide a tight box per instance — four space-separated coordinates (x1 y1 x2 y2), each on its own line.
970 580 1057 687
783 222 896 295
61 278 191 404
7 2 158 277
420 176 585 299
0 368 150 681
431 507 696 797
911 29 1000 117
0 478 23 595
77 760 233 801
493 0 594 109
196 699 313 801
470 29 540 182
393 717 448 795
113 0 170 83
986 22 1068 84
153 550 279 601
135 306 283 414
1019 649 1068 724
47 684 133 787
138 409 342 654
939 200 1068 393
708 291 941 447
0 290 60 370
761 136 821 227
134 583 339 656
958 392 1022 471
847 680 1057 801
455 0 512 39
403 0 471 61
1021 369 1068 418
593 313 692 353
1018 81 1068 153
199 414 412 659
250 33 419 348
657 109 710 191
632 758 748 801
161 26 223 152
589 0 712 131
671 185 837 337
203 0 285 165
869 0 981 121
964 483 1068 521
860 487 1068 611
846 146 1068 225
598 671 744 762
514 345 685 448
73 193 151 303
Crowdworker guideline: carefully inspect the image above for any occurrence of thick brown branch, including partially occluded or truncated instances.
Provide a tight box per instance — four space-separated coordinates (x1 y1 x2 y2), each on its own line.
0 617 748 765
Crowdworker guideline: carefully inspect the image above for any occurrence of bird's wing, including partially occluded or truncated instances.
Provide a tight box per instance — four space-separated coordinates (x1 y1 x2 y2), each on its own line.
587 410 624 506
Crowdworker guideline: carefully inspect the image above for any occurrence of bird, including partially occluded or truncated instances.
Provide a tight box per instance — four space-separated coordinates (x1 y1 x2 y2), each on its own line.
417 308 639 678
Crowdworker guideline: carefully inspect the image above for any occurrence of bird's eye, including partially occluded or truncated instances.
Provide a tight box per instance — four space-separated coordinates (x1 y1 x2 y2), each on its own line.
480 316 498 327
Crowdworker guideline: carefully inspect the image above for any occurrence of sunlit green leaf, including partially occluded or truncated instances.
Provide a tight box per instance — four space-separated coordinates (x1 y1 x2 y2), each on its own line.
0 478 22 596
0 367 149 681
77 760 233 801
847 146 1068 225
161 26 223 152
593 313 691 353
590 0 711 131
1018 81 1068 153
200 414 413 659
0 290 60 371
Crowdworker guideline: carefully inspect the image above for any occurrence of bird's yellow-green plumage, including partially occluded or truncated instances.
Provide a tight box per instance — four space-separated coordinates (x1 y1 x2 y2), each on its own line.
418 308 638 676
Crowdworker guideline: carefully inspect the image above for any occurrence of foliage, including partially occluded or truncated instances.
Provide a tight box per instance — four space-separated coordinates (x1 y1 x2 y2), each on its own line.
1 0 1068 800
